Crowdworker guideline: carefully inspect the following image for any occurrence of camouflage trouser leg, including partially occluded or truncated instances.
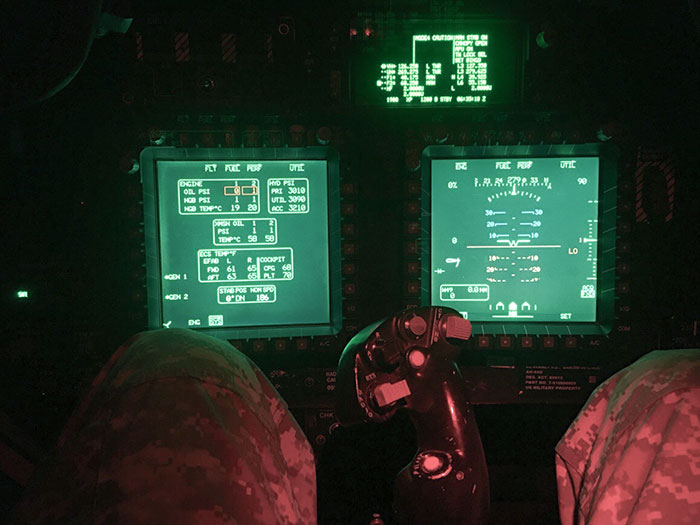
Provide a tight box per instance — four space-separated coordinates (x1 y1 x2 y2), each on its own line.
556 349 700 525
13 329 317 525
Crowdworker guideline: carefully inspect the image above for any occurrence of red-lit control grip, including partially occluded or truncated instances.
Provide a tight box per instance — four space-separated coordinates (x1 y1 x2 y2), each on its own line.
443 315 472 341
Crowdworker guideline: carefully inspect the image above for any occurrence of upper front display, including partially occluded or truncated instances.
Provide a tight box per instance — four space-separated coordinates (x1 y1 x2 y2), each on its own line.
351 19 527 107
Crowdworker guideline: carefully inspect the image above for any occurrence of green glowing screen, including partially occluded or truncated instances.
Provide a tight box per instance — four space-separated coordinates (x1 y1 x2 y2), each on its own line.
141 147 342 339
422 145 618 335
352 20 526 107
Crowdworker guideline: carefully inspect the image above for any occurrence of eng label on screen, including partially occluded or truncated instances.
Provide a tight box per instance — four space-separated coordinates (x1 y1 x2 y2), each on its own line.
212 218 277 246
267 178 309 214
439 284 490 301
217 285 277 304
198 248 294 282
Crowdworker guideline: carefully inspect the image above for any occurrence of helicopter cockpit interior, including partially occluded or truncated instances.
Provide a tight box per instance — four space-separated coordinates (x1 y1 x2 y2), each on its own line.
1 1 699 523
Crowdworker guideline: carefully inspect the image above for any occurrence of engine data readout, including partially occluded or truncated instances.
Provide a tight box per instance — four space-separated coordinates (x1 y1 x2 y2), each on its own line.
430 156 600 323
141 148 341 339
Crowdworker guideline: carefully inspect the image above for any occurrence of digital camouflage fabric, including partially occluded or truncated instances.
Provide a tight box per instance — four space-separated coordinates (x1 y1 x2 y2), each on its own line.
12 328 317 524
556 348 700 525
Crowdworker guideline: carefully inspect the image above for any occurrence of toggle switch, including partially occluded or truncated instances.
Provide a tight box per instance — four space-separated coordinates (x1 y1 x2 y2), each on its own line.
373 380 411 407
443 315 472 341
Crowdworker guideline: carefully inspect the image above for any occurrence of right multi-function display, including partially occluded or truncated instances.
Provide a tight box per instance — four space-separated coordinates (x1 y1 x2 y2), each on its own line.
422 144 618 335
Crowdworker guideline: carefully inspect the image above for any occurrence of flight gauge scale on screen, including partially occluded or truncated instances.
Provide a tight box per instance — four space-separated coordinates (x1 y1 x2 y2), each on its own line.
422 144 618 336
140 147 342 339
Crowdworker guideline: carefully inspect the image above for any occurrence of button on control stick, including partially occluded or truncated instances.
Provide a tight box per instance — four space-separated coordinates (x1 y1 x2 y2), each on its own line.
405 315 427 337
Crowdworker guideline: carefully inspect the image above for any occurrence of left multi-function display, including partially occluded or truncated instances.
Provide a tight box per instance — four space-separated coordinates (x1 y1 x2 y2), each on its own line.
140 147 342 339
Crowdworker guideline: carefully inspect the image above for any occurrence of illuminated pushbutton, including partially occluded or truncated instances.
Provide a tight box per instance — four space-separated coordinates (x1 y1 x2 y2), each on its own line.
406 181 421 196
289 124 306 147
316 126 332 145
406 316 427 337
408 349 426 369
342 223 356 236
477 336 491 348
420 454 443 474
266 126 283 147
414 451 452 478
404 241 419 255
498 336 513 349
149 129 166 145
617 262 630 274
120 154 140 174
405 281 420 295
341 183 357 196
405 262 420 275
243 125 261 147
278 22 290 36
201 132 215 147
564 337 578 349
434 126 449 144
405 221 420 235
404 200 420 215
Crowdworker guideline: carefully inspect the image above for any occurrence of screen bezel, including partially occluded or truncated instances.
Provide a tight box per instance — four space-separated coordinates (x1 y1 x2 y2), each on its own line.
420 143 618 336
140 146 343 340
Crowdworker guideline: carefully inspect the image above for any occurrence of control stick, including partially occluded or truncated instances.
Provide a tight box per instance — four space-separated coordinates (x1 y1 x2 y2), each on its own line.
336 306 489 524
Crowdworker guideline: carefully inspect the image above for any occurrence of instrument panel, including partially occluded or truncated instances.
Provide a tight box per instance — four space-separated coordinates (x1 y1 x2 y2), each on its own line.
2 0 699 449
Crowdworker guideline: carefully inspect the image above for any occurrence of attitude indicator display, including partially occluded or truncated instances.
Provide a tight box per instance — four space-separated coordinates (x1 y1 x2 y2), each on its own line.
422 145 618 335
